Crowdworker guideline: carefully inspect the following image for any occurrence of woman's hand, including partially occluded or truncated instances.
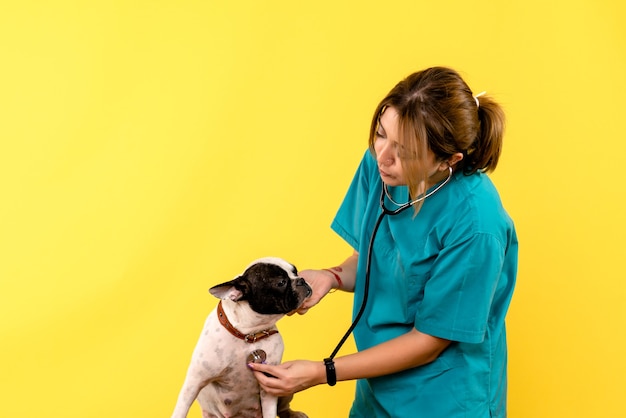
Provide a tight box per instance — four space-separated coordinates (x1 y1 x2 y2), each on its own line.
294 269 336 314
294 252 359 315
248 360 325 397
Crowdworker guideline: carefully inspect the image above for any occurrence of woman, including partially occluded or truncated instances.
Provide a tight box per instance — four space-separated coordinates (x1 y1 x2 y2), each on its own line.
250 66 518 417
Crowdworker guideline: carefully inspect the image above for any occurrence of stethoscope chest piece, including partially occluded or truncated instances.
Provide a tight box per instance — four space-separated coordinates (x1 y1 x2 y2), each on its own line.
247 349 267 365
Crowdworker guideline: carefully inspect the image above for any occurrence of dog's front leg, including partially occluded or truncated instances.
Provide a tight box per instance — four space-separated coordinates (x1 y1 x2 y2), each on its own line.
260 390 278 418
171 378 206 418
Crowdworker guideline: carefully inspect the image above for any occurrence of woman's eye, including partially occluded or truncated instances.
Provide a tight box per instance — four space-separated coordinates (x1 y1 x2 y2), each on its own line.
397 146 416 160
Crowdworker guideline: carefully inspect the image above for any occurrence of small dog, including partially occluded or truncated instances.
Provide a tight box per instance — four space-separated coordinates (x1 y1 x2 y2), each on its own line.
171 257 311 418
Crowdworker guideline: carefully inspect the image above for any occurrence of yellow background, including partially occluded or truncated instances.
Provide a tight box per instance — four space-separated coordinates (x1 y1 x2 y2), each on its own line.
1 1 624 417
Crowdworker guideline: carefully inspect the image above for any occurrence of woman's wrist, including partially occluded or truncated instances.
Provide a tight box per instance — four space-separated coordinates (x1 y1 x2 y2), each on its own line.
322 268 343 290
323 358 337 386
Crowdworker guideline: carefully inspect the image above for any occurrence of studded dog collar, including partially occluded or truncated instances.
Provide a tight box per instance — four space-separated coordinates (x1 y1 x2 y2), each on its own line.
216 300 279 343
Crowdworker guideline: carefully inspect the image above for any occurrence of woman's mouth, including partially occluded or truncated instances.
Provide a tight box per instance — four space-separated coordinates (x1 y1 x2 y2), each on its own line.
379 168 393 179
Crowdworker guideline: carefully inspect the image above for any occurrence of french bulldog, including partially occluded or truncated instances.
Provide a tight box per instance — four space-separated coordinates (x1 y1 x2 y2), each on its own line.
171 257 312 418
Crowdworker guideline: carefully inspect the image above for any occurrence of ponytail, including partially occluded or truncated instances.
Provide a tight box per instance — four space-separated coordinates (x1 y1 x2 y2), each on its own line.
466 94 506 174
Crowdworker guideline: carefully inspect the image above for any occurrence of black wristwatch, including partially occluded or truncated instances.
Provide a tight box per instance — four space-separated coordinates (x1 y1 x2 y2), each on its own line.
324 358 337 386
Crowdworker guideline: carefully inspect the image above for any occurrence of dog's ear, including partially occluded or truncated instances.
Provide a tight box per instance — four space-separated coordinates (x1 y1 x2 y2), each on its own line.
209 277 247 301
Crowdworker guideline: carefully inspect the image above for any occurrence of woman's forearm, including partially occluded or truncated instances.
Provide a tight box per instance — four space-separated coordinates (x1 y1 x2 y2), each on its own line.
249 328 452 395
333 328 451 381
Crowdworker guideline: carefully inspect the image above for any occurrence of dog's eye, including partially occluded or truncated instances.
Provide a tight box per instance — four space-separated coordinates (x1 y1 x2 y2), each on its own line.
277 279 288 288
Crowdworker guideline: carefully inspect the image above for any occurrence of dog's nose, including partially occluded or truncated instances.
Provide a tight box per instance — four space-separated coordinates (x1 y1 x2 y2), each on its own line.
297 278 313 296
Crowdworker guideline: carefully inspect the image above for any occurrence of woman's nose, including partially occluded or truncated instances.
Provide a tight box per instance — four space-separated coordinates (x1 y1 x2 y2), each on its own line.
377 143 394 166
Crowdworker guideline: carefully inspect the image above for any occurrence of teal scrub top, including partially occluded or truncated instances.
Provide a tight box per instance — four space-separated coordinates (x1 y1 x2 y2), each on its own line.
331 151 518 418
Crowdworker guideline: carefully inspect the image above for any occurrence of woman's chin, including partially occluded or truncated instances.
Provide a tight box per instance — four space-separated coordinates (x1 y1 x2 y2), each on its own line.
381 176 405 187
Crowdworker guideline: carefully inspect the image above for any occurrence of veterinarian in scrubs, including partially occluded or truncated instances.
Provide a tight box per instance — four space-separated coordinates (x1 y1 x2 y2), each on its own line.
250 67 518 418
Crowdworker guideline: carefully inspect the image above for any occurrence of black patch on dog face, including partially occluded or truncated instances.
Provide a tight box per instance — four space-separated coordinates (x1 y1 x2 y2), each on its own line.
236 263 309 315
209 259 312 315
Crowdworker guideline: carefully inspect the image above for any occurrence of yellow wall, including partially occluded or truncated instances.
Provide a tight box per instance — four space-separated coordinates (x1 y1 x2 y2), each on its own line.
1 1 624 417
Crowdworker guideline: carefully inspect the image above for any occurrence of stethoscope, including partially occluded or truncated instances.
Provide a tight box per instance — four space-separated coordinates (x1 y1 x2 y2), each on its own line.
326 166 453 360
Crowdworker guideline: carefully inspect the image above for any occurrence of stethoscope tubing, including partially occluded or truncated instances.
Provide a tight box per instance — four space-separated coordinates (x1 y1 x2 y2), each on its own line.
328 187 413 359
327 168 452 360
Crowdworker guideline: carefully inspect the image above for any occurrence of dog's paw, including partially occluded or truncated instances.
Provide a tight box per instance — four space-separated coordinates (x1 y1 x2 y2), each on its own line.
277 394 308 418
278 410 308 418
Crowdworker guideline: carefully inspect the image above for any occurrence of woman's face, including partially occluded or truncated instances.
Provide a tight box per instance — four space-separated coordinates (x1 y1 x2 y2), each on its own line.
374 106 441 187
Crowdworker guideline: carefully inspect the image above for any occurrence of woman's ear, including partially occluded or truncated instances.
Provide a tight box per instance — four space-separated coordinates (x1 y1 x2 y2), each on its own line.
444 152 464 170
